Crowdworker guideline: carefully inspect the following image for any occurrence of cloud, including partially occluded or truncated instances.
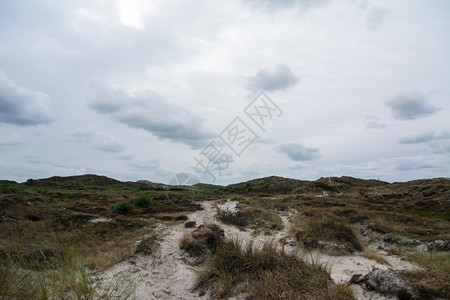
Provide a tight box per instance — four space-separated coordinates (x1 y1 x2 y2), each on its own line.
398 131 450 144
89 85 214 148
395 155 440 171
364 6 387 31
0 70 53 126
245 64 300 92
364 115 386 129
277 143 319 161
244 0 329 12
0 134 23 147
70 128 126 153
385 91 439 120
430 141 450 154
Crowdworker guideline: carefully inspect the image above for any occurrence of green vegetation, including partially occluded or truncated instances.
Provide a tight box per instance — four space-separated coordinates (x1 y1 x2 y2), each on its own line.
133 196 155 208
111 201 133 214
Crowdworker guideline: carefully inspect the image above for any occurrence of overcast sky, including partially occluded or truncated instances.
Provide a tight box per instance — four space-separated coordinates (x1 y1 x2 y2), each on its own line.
0 0 449 185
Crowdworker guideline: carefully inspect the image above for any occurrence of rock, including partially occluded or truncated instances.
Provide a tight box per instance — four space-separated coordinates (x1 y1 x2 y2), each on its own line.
382 234 401 244
427 239 450 251
351 269 420 299
303 237 355 256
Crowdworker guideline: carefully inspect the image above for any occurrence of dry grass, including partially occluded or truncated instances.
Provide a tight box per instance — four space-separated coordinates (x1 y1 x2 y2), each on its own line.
400 251 450 299
360 250 390 265
0 248 136 300
192 239 355 299
217 205 284 232
301 216 363 251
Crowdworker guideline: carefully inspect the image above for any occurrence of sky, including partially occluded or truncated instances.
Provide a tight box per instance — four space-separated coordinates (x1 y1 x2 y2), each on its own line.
0 0 449 185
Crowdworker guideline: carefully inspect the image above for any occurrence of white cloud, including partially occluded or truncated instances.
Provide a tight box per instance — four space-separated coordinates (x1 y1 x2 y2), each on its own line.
70 128 126 153
0 134 23 147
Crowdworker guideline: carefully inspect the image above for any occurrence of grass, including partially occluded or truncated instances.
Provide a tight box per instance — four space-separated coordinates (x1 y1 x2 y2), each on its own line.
0 247 136 300
192 239 355 299
217 205 284 232
180 224 224 257
301 216 363 251
401 251 450 299
360 250 390 265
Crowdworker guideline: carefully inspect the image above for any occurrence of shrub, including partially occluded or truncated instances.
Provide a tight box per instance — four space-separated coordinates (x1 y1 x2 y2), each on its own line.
134 196 155 208
111 201 133 214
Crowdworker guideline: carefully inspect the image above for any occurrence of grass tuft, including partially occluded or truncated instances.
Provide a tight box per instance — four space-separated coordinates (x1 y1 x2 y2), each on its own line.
360 250 390 265
303 217 363 251
193 239 355 299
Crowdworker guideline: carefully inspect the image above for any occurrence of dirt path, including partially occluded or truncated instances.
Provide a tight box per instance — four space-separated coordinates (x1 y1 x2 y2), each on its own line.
95 200 417 300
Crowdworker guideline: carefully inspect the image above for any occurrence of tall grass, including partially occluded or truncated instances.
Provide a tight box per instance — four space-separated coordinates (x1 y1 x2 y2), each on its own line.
401 251 450 299
193 239 354 299
0 247 135 300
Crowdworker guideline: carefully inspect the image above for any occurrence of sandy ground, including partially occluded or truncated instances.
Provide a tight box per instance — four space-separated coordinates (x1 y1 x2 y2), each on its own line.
94 200 417 300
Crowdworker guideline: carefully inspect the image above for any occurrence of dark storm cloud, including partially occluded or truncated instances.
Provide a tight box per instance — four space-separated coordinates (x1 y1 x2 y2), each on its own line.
246 64 300 92
89 86 214 148
277 143 319 161
70 128 126 153
0 71 53 126
398 131 450 144
385 91 439 120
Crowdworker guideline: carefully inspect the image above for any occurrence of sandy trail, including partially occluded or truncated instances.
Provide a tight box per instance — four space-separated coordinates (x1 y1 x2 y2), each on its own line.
95 200 417 300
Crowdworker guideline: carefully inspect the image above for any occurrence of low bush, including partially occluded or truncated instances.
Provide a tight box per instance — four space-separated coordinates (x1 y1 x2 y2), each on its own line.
133 196 155 208
111 201 133 214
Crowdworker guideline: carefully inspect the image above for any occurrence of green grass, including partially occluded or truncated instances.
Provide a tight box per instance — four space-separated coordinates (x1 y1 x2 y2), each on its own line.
192 239 354 299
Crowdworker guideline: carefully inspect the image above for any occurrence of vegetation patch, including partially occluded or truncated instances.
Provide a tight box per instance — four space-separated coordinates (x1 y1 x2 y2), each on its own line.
360 250 390 265
193 239 354 299
133 196 155 208
217 206 283 232
301 216 363 251
180 224 224 257
111 201 133 214
400 250 450 299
